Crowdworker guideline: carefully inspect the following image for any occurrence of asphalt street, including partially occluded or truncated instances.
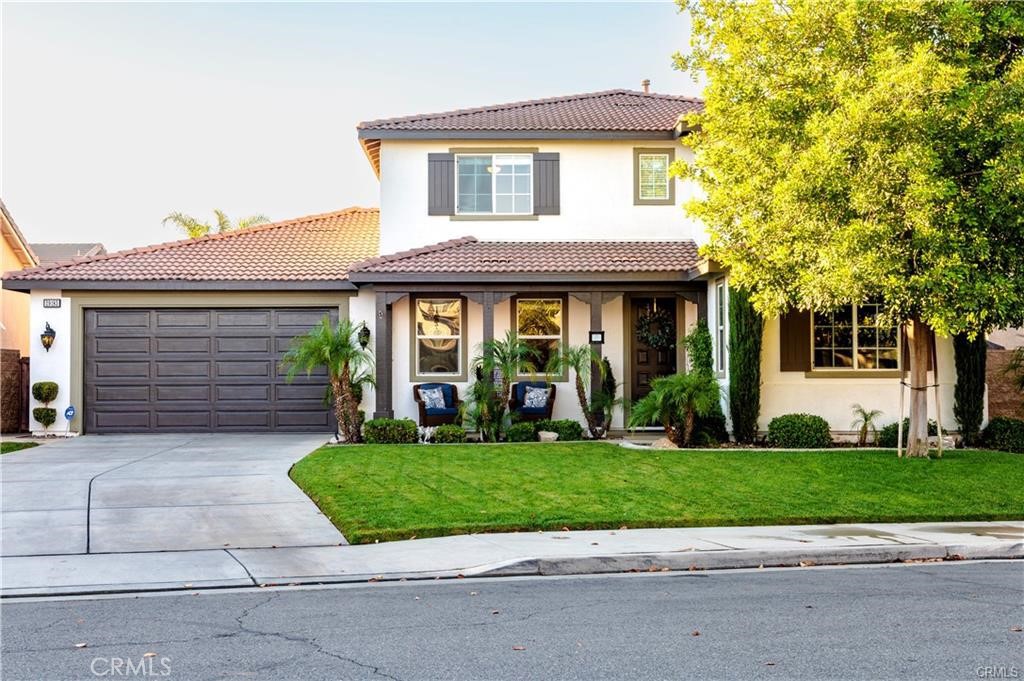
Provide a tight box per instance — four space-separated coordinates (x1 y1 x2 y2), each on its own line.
2 561 1021 681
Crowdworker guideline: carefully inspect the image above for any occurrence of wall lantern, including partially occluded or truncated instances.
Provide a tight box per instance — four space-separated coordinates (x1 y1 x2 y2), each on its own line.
358 323 371 350
40 322 56 352
589 330 605 345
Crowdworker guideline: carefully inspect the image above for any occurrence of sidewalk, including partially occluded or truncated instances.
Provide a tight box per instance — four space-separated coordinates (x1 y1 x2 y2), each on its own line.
2 521 1020 598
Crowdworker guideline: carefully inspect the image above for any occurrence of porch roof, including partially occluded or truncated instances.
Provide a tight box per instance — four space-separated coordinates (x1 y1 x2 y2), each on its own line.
348 236 702 283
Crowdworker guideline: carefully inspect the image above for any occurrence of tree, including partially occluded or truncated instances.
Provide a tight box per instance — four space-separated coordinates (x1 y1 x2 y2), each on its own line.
684 321 729 442
850 403 884 447
280 317 373 444
470 331 539 441
727 287 763 444
676 0 1024 457
628 372 721 446
953 332 987 445
163 209 270 238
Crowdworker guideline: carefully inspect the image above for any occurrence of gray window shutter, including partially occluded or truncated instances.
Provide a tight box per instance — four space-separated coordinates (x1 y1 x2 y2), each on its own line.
533 152 560 215
427 153 455 216
779 309 811 372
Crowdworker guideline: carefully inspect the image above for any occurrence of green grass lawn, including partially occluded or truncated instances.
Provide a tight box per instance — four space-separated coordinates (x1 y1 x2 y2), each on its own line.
1 441 39 454
290 442 1024 544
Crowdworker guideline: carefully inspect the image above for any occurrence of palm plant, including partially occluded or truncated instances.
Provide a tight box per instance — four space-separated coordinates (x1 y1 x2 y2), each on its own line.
162 209 270 239
280 317 373 443
469 331 539 441
550 344 607 439
627 372 721 447
850 403 883 447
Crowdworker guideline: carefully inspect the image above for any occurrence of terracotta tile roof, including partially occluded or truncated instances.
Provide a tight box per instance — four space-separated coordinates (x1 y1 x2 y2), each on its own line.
3 208 379 284
349 237 700 276
357 89 704 134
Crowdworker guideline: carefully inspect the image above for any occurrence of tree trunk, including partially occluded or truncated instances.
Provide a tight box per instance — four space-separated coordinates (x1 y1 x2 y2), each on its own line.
905 316 931 458
575 374 600 439
330 375 349 442
683 408 695 447
336 361 361 444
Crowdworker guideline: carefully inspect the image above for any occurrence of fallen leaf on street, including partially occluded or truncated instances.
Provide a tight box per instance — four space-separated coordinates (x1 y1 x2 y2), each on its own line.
1011 626 1022 632
491 610 500 615
691 630 700 637
143 653 156 658
764 661 776 666
75 643 87 649
512 646 526 651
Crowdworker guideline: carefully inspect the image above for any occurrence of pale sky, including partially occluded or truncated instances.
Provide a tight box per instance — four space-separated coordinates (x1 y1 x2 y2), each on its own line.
2 2 700 252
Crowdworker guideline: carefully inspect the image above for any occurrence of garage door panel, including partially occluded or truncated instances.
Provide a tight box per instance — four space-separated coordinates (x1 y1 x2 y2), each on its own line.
155 311 212 329
85 307 336 433
156 337 211 353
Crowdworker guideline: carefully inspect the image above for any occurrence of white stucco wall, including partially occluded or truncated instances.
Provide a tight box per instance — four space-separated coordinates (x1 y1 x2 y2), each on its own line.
28 289 75 435
377 139 704 254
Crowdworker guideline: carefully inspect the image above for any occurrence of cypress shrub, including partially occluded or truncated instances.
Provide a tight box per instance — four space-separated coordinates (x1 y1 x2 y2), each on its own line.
728 287 763 443
685 321 728 443
953 333 987 446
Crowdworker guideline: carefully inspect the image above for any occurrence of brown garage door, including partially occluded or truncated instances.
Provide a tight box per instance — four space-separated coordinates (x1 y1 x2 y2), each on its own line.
84 307 337 433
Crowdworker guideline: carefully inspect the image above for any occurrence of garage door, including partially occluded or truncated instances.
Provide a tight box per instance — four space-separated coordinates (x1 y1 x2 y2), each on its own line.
84 307 338 433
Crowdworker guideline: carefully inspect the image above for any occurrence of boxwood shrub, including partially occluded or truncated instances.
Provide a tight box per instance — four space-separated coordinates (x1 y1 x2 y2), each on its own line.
363 418 418 445
31 381 58 404
432 424 467 444
505 422 537 443
766 413 832 448
32 407 56 428
535 419 584 442
877 418 938 448
981 417 1024 453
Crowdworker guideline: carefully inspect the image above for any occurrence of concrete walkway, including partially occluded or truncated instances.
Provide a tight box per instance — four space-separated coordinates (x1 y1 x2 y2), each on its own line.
2 521 1020 597
0 434 343 557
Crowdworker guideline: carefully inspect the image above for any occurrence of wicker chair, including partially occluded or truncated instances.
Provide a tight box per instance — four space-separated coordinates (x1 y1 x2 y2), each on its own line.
508 381 556 422
413 383 462 427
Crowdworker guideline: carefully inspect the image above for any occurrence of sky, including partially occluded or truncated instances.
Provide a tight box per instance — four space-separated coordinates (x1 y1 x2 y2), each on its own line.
1 2 700 252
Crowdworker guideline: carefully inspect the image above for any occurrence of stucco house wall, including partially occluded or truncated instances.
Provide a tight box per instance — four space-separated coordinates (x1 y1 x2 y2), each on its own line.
1 230 33 356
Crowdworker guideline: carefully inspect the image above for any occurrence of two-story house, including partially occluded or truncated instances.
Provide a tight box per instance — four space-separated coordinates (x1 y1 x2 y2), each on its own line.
3 89 958 436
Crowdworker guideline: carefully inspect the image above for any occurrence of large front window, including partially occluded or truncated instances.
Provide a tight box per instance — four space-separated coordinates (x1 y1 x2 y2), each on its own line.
813 303 899 370
456 154 532 215
515 297 563 374
415 298 463 376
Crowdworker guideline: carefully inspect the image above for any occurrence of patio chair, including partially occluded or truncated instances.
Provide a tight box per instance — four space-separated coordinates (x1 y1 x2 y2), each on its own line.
413 383 462 427
508 381 556 422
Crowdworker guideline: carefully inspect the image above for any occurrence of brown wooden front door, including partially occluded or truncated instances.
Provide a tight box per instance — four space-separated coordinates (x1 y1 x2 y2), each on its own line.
630 297 678 401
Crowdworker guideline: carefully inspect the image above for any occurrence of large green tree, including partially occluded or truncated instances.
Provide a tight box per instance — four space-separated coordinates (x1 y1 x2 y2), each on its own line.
677 0 1024 456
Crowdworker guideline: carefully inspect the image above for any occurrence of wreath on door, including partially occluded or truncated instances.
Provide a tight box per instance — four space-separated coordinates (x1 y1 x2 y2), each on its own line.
635 307 676 350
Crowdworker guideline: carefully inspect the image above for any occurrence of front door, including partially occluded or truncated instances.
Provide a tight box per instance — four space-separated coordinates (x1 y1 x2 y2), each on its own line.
630 297 678 401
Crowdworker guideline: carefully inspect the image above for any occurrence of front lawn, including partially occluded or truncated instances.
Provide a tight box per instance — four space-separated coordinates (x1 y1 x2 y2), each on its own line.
1 441 39 455
290 442 1024 544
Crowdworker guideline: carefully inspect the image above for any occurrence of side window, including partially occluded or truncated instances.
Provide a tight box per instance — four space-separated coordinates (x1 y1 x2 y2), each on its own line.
633 147 675 205
716 279 727 373
414 298 464 378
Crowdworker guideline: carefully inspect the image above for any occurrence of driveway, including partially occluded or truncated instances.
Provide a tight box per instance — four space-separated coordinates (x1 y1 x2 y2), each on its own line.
0 434 345 556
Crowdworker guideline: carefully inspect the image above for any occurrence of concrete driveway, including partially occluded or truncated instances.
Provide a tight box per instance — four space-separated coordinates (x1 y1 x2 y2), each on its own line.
0 434 345 556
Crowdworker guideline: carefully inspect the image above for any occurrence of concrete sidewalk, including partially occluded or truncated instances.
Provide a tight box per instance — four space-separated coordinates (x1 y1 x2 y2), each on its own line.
2 520 1020 598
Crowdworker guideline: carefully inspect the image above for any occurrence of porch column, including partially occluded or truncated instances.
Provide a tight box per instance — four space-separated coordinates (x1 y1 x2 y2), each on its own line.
589 291 603 404
696 289 708 324
373 291 394 419
482 291 495 364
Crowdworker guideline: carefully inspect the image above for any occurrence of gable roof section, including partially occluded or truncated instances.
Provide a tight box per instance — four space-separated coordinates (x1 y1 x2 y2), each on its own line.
1 200 39 270
31 242 107 266
3 207 379 291
348 236 701 283
357 89 704 176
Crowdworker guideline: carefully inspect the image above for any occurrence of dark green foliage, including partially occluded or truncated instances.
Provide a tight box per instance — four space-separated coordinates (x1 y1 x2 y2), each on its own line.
981 417 1024 453
953 333 987 446
767 413 832 449
32 408 56 428
505 422 538 443
877 419 939 448
432 424 467 444
590 357 621 433
728 287 763 444
685 321 729 444
31 381 58 405
534 419 584 442
363 418 418 445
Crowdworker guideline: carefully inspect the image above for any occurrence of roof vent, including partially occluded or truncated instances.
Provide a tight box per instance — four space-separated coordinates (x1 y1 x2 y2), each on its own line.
641 79 651 94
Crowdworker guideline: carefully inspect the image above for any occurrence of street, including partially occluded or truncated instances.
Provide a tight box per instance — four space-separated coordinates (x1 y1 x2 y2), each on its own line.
2 561 1021 681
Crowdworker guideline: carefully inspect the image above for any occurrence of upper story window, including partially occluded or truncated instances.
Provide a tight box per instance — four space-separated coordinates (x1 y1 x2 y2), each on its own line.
813 303 898 370
456 154 533 215
633 147 675 205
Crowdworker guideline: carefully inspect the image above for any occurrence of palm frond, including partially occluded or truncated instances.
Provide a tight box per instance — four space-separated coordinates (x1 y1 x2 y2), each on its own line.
162 212 211 239
236 214 271 230
213 209 232 233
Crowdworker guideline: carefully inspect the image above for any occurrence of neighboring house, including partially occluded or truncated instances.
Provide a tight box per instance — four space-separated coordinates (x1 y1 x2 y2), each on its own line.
1 200 39 355
2 88 959 437
30 242 107 267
